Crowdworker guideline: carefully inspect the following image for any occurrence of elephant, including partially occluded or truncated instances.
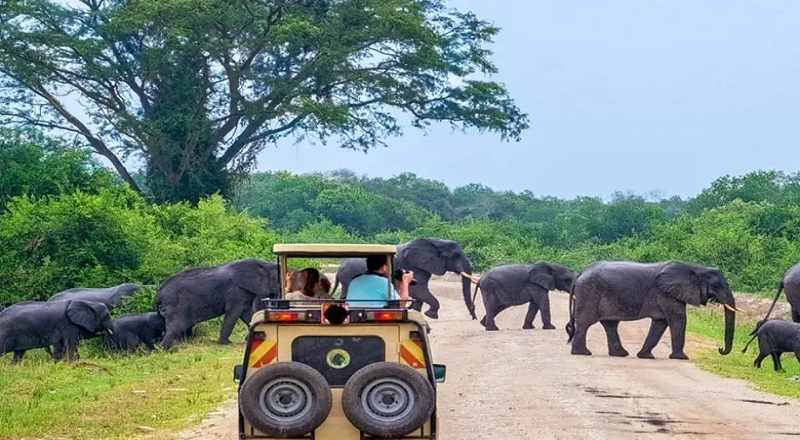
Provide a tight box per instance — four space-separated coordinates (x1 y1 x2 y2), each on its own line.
468 262 575 331
331 238 476 319
105 312 166 352
0 299 113 362
566 260 738 360
742 318 800 372
757 262 800 330
48 283 142 310
155 258 280 349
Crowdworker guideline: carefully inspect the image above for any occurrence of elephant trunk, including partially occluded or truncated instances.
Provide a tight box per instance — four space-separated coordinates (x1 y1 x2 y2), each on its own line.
719 299 736 355
462 272 477 319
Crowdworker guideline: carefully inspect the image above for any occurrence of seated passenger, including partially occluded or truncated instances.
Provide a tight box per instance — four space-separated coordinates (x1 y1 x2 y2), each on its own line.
346 255 413 307
285 268 332 300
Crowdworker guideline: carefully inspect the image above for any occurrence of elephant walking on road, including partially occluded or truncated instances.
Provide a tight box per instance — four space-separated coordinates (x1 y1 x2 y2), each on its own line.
566 260 739 360
468 262 575 331
155 258 280 349
332 238 476 319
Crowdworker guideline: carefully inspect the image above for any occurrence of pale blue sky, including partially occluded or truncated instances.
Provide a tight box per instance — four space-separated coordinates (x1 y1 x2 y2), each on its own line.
257 1 800 199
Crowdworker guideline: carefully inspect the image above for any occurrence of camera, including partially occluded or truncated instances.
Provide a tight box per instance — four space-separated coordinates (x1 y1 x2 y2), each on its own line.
393 269 417 285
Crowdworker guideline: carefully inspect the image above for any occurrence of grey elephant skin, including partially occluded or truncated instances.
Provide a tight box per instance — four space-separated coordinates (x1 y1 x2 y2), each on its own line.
155 258 280 349
742 319 800 371
332 238 474 319
566 260 737 360
759 262 800 329
48 283 142 309
469 262 575 331
105 312 166 352
0 299 113 362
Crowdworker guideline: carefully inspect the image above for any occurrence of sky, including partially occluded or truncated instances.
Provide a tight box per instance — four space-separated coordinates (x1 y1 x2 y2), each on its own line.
252 1 800 200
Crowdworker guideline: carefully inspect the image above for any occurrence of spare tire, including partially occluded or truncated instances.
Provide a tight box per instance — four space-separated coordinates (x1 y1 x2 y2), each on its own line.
239 362 332 437
342 362 435 437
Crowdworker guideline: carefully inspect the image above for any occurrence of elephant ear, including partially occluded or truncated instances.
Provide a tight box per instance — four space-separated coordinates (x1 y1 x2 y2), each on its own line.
655 262 704 306
66 301 104 332
528 263 556 291
230 259 278 296
400 239 447 275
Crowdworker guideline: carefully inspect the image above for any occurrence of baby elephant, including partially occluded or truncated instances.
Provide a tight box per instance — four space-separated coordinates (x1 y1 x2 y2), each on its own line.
743 318 800 371
106 312 166 352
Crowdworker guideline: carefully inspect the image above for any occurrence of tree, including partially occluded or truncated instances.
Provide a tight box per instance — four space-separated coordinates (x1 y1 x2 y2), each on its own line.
0 0 529 203
0 127 117 206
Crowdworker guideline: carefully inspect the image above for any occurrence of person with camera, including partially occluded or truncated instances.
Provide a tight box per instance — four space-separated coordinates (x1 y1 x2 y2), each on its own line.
346 255 414 308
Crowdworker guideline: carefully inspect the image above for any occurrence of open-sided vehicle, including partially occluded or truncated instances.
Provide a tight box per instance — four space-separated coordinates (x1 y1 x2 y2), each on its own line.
234 244 446 439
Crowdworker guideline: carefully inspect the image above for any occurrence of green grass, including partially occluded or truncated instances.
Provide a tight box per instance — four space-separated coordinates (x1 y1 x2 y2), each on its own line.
0 320 246 440
687 305 800 399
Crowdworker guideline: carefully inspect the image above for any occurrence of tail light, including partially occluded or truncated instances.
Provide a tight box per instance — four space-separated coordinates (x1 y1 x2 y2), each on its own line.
265 310 320 322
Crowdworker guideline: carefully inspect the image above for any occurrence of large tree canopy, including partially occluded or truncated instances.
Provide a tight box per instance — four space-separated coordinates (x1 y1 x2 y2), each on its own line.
0 0 529 203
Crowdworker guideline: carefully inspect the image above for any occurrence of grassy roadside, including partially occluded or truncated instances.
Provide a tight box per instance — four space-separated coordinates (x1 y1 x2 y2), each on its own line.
0 320 245 440
686 303 800 400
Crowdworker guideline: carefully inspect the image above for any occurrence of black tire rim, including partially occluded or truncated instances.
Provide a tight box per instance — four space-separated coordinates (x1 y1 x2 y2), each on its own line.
360 378 415 422
258 377 313 422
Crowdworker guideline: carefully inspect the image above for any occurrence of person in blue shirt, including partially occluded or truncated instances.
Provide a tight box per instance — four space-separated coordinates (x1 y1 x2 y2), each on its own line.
346 255 413 307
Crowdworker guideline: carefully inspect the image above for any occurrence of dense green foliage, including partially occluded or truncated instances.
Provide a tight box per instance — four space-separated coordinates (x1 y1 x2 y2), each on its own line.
3 130 800 309
0 0 527 204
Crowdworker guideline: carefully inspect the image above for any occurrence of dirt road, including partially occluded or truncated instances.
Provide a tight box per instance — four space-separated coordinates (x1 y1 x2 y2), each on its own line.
176 277 800 439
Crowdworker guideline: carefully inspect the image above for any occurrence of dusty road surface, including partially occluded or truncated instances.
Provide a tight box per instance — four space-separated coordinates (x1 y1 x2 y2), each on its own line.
175 277 800 440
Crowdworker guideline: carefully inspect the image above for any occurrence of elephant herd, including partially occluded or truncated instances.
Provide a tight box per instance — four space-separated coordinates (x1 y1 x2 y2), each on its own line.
3 236 800 369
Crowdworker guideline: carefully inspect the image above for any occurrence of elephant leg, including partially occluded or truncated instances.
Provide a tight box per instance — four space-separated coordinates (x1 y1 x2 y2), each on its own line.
637 319 668 359
570 319 595 356
794 349 800 368
410 299 423 312
793 308 800 324
411 286 440 320
600 320 629 357
666 314 689 360
482 303 510 331
535 292 555 330
160 320 186 349
11 350 25 363
772 352 784 372
219 304 249 344
754 352 767 368
523 301 539 329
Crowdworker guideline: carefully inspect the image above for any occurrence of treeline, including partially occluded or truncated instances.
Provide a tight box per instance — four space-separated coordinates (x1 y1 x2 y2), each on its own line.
2 128 799 309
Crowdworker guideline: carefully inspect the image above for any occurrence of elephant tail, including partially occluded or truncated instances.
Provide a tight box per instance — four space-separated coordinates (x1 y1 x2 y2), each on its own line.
565 282 576 343
331 278 340 296
742 326 761 353
752 280 784 336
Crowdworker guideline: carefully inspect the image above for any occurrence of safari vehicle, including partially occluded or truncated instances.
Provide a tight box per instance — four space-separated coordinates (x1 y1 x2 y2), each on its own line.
233 244 446 440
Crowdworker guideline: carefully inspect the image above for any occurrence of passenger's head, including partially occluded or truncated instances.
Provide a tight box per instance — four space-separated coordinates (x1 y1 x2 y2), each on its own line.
366 255 389 274
301 268 321 295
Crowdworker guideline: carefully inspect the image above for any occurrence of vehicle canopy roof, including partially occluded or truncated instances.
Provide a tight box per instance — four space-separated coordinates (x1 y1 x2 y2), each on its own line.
272 243 396 258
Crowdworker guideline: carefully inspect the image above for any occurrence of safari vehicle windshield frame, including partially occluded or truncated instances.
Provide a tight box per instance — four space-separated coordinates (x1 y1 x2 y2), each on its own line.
270 243 399 306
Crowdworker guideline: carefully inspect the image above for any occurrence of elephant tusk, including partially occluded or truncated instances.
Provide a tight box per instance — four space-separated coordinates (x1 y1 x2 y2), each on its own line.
723 304 744 313
459 272 480 284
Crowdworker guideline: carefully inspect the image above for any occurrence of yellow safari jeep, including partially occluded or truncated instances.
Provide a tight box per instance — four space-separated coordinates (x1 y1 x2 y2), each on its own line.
234 244 445 439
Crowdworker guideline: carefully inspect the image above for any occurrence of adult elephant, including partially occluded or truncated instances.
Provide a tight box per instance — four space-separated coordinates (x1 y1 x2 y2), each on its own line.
155 258 280 349
758 262 800 327
48 283 142 309
469 262 575 331
0 299 113 362
566 260 739 360
332 238 476 319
